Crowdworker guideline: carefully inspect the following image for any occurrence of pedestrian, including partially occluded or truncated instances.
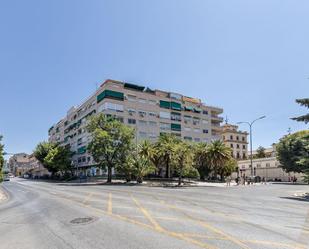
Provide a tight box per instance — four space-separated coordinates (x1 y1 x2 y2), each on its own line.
226 176 231 187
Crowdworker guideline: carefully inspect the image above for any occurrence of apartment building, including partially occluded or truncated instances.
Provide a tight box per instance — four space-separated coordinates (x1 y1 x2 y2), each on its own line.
48 79 224 175
221 123 248 160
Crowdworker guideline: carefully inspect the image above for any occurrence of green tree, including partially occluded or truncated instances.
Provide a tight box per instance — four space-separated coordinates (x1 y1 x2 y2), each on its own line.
220 158 237 178
255 146 266 159
194 143 212 180
87 114 135 183
172 141 195 185
302 170 309 185
139 140 163 176
34 141 57 166
44 145 72 176
206 140 232 181
276 130 309 173
157 133 180 178
291 98 309 124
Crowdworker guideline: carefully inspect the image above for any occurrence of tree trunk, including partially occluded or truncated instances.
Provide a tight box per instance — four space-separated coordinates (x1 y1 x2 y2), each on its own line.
107 166 112 183
178 175 182 186
165 160 170 178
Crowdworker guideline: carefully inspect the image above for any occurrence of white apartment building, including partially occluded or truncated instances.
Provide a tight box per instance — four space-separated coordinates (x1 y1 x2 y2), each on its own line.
48 79 224 175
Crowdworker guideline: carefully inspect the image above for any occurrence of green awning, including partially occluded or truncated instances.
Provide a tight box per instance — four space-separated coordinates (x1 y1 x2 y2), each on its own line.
171 102 182 111
184 106 194 111
171 123 181 131
97 90 124 103
77 146 87 154
160 100 171 109
194 108 202 113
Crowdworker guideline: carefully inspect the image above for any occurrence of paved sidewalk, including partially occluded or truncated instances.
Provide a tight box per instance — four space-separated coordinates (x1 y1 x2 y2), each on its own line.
0 187 7 203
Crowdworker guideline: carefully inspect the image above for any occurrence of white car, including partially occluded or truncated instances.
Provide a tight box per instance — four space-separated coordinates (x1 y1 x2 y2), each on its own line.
23 174 29 179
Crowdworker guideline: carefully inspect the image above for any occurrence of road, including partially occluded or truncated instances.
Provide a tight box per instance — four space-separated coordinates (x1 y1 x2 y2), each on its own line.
0 178 308 249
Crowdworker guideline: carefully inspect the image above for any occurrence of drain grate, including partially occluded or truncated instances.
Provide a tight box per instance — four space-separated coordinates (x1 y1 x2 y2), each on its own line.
70 217 93 225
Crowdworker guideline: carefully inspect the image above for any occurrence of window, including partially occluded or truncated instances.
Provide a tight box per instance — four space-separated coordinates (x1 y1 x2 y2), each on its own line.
236 136 239 141
171 112 181 122
116 116 124 123
203 110 208 115
159 111 171 119
202 119 209 124
160 122 170 131
148 133 157 139
203 129 209 134
139 120 147 126
148 111 157 117
194 128 200 133
184 115 191 123
243 153 246 159
128 118 136 124
243 145 246 149
237 144 240 149
184 127 191 132
230 144 234 148
193 117 200 125
266 163 270 168
148 99 157 105
127 108 136 115
170 93 182 100
98 102 124 112
184 136 192 141
236 152 240 159
230 135 233 140
242 137 245 141
97 90 124 103
127 95 137 102
138 110 147 117
194 138 201 142
256 164 261 168
138 98 147 104
149 121 157 126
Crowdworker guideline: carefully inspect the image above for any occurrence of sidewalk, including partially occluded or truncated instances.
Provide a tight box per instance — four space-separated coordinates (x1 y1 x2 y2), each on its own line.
0 187 7 203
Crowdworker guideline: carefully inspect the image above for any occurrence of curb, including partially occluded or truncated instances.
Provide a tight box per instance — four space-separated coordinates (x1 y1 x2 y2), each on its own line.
0 186 8 203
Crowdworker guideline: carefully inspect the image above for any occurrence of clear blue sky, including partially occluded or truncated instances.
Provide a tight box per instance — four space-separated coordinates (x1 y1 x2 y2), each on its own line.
1 0 308 157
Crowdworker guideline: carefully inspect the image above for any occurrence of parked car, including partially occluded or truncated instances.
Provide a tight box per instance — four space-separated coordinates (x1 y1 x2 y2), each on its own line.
3 175 10 181
23 174 29 179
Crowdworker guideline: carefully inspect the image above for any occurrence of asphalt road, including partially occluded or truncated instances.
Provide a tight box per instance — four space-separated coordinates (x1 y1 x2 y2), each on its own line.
0 178 308 249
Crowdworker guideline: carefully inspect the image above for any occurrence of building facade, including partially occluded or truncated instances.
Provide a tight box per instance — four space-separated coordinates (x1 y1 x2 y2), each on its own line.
221 123 248 160
48 79 224 175
235 145 304 182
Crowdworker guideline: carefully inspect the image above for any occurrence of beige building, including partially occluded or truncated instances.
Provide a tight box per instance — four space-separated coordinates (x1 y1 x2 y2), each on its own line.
221 123 248 160
235 145 304 182
49 79 224 175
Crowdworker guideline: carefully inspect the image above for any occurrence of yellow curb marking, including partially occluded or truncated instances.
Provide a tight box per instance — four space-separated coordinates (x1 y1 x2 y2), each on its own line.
107 193 112 214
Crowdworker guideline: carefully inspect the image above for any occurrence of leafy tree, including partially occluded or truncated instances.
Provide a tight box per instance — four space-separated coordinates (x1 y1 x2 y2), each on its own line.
302 170 309 185
220 158 237 178
206 140 232 180
255 146 266 158
87 114 135 183
171 141 195 185
33 141 57 166
44 145 72 176
194 143 212 180
276 130 309 173
157 134 180 178
291 98 309 124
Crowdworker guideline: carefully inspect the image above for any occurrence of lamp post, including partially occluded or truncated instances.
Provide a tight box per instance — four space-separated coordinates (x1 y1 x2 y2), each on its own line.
237 116 266 177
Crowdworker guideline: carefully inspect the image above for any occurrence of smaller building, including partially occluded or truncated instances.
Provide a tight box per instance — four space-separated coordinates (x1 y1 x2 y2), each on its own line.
221 123 248 160
235 145 304 182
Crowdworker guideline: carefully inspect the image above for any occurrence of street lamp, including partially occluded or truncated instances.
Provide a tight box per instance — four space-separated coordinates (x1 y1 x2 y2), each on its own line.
237 116 266 177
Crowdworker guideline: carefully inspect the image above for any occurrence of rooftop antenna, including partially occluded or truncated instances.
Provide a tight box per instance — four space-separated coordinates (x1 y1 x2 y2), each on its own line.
287 127 292 135
225 116 229 124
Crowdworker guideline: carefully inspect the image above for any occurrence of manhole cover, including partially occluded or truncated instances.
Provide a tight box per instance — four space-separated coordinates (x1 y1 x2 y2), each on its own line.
70 217 94 225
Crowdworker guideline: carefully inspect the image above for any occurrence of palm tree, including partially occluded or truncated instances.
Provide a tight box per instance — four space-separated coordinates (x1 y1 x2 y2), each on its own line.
139 140 161 176
206 140 232 181
157 134 180 178
194 142 212 180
